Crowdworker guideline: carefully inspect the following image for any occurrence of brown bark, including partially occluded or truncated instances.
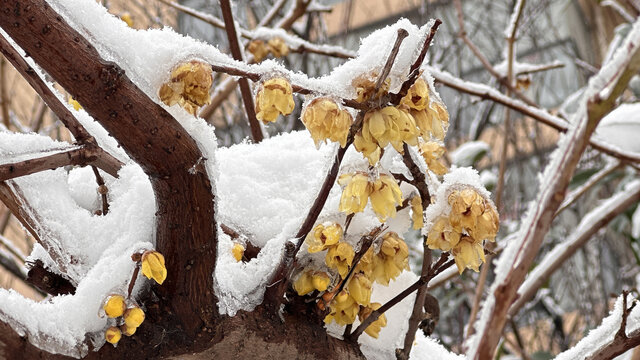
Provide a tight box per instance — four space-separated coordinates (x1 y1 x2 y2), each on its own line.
0 0 217 352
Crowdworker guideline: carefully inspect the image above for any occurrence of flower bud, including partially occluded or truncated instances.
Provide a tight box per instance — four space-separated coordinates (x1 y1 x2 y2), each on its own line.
105 326 122 345
141 250 167 285
124 306 145 328
103 295 126 318
232 243 245 262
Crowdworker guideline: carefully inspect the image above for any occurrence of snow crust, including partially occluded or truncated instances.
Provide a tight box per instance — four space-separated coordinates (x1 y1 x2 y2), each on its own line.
595 103 640 153
449 141 490 167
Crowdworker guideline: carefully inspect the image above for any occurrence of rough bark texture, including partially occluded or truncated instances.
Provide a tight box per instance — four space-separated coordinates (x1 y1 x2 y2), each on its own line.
0 0 217 352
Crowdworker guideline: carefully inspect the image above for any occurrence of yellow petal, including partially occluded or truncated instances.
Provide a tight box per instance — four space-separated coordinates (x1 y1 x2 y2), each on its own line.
105 326 122 345
141 251 167 285
123 307 145 328
232 243 245 262
103 295 126 318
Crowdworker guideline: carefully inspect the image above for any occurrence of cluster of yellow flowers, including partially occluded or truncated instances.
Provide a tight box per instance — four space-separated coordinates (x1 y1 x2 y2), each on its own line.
293 224 410 338
302 98 353 148
352 77 449 166
102 295 146 345
159 61 213 115
426 187 499 273
102 251 167 345
338 172 402 222
247 37 289 62
255 78 295 123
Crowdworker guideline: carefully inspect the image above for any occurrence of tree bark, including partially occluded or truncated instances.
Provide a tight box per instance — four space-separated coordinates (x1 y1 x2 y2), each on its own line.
0 0 217 352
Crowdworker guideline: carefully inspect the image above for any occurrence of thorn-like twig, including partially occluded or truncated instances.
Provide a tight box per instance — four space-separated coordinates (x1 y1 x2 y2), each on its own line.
91 166 109 216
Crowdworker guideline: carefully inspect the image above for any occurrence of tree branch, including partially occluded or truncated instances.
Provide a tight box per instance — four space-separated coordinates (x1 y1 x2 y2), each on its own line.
219 0 263 143
0 145 107 182
509 180 640 317
585 292 640 360
470 20 640 359
0 0 218 341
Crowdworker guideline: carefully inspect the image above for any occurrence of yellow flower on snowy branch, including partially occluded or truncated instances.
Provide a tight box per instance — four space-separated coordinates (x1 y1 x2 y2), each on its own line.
159 61 213 115
141 250 167 285
255 77 295 123
302 98 353 148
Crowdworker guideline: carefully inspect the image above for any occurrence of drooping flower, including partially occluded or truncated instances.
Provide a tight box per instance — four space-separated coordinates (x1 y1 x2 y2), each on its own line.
448 188 486 232
358 303 387 339
105 326 122 345
452 235 485 273
372 232 409 285
411 100 449 141
159 61 213 115
141 251 167 285
325 242 355 277
355 247 375 277
255 77 295 123
410 195 424 230
324 290 359 326
305 223 343 253
419 141 448 175
232 243 245 262
400 78 430 111
247 40 269 62
369 174 403 222
267 37 289 58
302 98 353 148
293 270 332 296
426 216 462 252
124 307 145 328
352 74 389 103
338 172 371 215
347 273 372 306
103 294 126 318
121 324 137 336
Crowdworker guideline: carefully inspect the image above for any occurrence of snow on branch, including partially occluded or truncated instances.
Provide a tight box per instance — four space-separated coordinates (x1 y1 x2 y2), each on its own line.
510 179 640 316
468 17 640 359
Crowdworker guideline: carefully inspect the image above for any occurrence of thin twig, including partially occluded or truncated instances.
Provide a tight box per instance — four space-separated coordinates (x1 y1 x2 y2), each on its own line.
258 0 289 28
0 56 10 130
127 265 140 298
349 253 453 341
555 160 622 216
219 0 264 143
91 166 109 216
452 0 536 108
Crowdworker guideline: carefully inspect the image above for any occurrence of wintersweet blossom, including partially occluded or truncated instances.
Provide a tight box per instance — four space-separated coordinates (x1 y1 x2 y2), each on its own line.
325 242 355 277
359 303 387 338
419 141 448 175
302 98 353 148
103 294 126 318
305 223 343 253
255 77 295 123
411 195 424 230
124 307 145 328
338 172 371 214
105 326 122 345
347 273 372 306
372 232 410 285
141 251 167 285
159 61 213 115
232 243 245 262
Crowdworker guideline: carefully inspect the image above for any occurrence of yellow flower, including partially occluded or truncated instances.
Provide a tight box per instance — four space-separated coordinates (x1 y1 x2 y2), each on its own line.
419 141 448 175
471 206 499 242
356 106 419 165
325 242 355 277
410 195 424 230
124 306 145 328
103 294 126 318
306 223 343 253
311 271 331 292
120 12 134 28
120 324 136 336
352 74 390 103
255 78 295 123
105 326 122 345
338 172 372 215
302 98 353 148
141 251 167 285
373 232 409 285
324 290 359 325
232 243 245 262
411 100 449 141
448 188 485 232
347 273 372 305
355 247 375 277
293 270 331 295
359 303 387 339
267 37 289 58
159 61 213 115
400 78 430 111
247 40 269 62
353 132 382 166
369 174 403 222
452 235 485 273
68 97 82 111
426 216 462 252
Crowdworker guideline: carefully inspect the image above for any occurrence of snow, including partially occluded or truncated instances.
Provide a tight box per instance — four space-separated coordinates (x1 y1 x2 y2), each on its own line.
0 131 79 165
595 103 640 153
467 17 640 357
449 141 490 167
633 203 640 239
